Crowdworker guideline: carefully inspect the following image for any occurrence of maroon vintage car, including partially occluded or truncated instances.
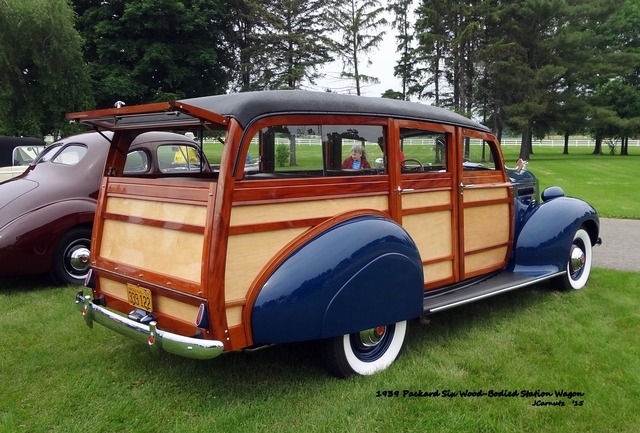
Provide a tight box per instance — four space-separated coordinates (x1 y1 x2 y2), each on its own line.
0 131 211 285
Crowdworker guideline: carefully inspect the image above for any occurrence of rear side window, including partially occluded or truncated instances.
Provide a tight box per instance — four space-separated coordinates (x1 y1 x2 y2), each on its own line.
51 145 88 166
124 149 150 174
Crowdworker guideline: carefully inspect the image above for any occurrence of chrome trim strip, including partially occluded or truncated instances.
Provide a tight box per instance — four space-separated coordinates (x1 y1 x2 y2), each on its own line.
75 292 224 360
428 273 561 313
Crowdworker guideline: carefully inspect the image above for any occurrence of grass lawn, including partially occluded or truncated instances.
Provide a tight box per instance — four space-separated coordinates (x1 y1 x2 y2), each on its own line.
1 269 638 432
500 145 639 219
0 143 637 432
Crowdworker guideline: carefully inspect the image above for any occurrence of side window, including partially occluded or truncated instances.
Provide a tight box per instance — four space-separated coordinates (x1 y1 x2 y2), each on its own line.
36 144 62 164
124 149 150 174
157 144 205 173
399 129 447 172
247 124 385 178
462 137 498 170
51 144 87 166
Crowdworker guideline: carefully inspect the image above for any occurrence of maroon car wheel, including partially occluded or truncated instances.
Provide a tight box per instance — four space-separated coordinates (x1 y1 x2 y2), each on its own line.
49 227 92 285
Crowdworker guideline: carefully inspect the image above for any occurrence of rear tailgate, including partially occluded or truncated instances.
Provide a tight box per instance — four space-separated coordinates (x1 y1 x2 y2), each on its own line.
91 176 217 340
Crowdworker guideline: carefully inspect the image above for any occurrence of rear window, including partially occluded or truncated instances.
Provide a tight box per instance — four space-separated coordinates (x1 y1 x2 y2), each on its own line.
51 145 88 166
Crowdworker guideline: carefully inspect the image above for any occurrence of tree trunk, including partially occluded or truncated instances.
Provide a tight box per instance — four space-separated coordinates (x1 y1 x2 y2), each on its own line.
519 123 532 160
592 136 603 155
563 132 569 155
621 137 629 156
289 135 297 166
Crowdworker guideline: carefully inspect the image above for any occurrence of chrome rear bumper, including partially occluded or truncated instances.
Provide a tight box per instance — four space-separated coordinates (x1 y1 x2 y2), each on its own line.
75 291 224 360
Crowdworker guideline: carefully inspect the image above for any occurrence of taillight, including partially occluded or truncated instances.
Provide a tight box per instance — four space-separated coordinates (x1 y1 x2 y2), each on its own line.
195 303 210 329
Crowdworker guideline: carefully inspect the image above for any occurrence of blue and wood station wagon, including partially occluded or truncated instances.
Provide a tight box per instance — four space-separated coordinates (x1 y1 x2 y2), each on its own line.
70 91 600 377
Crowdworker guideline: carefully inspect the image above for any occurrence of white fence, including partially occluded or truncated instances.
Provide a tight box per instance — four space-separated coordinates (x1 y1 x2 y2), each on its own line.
500 138 640 147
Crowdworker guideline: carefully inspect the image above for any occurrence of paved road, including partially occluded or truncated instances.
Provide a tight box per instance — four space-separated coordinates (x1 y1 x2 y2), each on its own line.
592 218 640 272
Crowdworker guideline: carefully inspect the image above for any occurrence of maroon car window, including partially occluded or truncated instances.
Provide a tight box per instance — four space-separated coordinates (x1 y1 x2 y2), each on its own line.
51 144 88 166
124 149 150 174
36 144 62 163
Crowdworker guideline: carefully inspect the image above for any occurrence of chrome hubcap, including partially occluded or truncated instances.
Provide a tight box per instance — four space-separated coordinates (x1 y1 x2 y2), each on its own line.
358 326 386 347
569 245 585 277
68 247 91 273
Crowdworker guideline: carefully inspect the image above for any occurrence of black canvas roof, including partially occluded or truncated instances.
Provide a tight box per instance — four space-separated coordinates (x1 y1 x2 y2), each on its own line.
180 90 490 132
69 91 491 133
0 136 46 166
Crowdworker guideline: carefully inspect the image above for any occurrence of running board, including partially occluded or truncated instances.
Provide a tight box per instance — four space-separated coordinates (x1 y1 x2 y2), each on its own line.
423 272 560 314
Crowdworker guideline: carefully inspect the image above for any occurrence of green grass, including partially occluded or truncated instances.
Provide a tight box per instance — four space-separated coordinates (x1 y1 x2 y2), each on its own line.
501 145 639 219
1 270 639 432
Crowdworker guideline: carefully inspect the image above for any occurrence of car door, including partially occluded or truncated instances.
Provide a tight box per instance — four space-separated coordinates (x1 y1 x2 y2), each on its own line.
458 128 514 280
394 120 458 290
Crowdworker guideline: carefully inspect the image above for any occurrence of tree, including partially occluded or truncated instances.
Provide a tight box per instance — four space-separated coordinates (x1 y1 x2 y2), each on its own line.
226 0 333 92
0 0 93 137
73 0 231 108
388 0 416 100
326 0 388 96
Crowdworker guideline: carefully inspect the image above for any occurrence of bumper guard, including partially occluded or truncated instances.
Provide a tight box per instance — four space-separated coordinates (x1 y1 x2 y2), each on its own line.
75 291 224 360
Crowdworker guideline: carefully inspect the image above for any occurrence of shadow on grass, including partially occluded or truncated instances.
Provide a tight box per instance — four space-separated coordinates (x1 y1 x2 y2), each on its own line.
0 274 55 293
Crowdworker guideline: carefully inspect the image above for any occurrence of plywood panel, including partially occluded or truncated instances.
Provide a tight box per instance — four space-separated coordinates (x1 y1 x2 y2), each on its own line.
101 220 203 282
230 196 387 226
464 246 509 274
226 306 243 327
424 261 453 284
106 197 207 226
402 190 451 209
464 204 510 252
402 211 452 261
463 187 508 203
224 227 307 302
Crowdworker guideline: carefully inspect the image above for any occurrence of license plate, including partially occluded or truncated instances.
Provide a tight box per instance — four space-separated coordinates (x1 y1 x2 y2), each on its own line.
126 284 153 312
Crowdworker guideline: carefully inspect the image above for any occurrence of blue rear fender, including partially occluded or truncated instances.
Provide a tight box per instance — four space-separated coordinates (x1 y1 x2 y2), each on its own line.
251 215 424 345
509 195 599 276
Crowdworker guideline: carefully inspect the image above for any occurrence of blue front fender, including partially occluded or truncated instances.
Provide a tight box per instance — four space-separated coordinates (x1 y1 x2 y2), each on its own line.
510 195 599 276
251 215 424 345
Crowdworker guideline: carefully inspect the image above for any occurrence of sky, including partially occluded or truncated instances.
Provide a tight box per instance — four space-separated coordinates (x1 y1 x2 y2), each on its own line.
306 32 402 98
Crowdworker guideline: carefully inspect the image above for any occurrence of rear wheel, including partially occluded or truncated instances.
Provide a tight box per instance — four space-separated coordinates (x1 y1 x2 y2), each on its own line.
556 228 592 290
49 227 92 286
323 321 407 378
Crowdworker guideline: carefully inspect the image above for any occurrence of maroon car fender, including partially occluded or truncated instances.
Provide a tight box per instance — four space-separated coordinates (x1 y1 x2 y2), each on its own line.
0 198 96 277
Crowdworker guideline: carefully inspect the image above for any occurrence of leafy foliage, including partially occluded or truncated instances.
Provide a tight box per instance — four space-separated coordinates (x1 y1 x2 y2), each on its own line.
0 0 93 137
73 0 230 108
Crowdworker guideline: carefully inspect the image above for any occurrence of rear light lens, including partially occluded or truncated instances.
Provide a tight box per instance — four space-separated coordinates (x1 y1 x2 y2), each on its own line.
195 303 210 329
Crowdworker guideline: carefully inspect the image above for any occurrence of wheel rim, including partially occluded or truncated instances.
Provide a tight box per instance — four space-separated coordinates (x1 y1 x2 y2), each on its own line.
568 243 586 280
63 240 91 279
565 229 592 290
349 324 395 362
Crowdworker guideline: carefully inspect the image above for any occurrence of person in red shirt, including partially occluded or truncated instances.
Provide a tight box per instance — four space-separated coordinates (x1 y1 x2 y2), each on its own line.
342 144 371 169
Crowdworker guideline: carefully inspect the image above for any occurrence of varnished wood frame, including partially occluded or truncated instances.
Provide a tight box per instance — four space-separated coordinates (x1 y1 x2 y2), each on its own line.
392 119 459 288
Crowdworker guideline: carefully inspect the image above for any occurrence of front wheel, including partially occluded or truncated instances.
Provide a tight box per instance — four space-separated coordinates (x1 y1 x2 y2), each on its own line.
323 321 408 378
49 227 92 286
556 228 592 290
